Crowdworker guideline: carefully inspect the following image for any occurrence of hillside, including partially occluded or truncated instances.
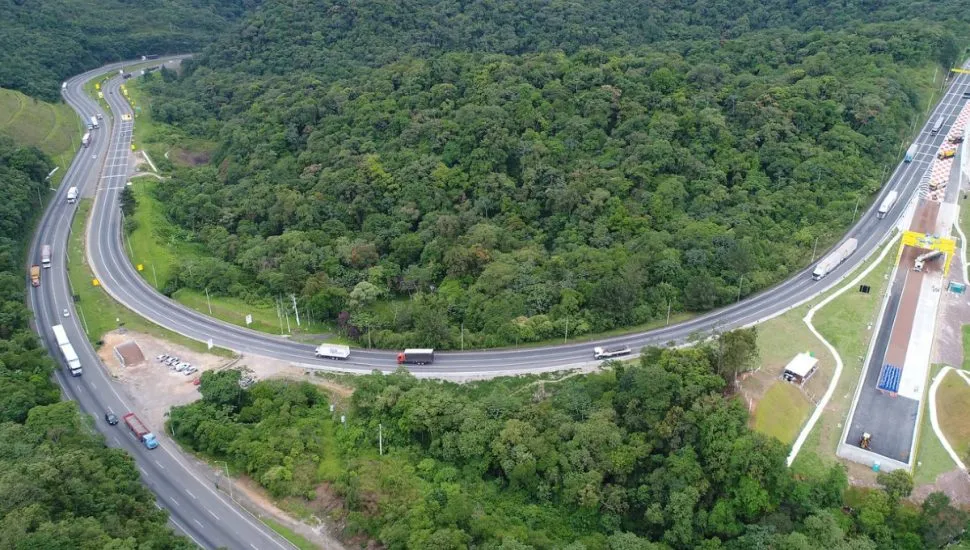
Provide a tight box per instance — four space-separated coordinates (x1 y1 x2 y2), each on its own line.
0 87 79 168
136 0 969 348
0 0 261 101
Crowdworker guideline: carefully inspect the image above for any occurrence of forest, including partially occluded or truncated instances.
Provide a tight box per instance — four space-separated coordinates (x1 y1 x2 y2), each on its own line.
0 0 260 101
0 136 191 547
170 344 969 549
137 0 968 348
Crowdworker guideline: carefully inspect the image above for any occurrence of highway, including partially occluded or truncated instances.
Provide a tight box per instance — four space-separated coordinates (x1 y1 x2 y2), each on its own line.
81 66 970 375
29 60 295 550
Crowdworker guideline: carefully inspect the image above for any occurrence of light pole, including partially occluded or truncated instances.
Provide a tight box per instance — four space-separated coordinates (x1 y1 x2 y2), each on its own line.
811 236 820 263
216 460 233 500
737 275 744 303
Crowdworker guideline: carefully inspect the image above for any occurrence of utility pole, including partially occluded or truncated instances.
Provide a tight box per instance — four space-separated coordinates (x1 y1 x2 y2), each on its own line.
204 287 212 315
151 262 158 288
290 294 301 327
737 274 744 303
564 317 569 344
276 297 284 335
460 322 464 351
666 299 672 326
851 196 861 224
379 423 383 456
218 461 233 500
811 236 820 262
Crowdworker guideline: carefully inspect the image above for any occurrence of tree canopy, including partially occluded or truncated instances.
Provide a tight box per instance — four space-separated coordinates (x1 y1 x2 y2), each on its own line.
138 0 968 347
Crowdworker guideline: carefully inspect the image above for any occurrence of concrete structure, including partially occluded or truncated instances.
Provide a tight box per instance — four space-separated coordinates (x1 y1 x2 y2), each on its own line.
783 352 819 384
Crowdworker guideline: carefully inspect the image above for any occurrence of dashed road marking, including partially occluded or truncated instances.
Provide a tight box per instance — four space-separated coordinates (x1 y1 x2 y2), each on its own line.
155 460 165 470
208 509 220 521
186 490 197 499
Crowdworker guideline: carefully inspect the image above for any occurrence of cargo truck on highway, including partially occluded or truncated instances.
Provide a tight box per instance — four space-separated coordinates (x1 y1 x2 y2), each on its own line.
123 413 159 449
89 115 99 129
593 345 632 360
81 132 91 148
66 187 78 204
812 238 858 280
315 344 351 360
932 116 945 134
51 324 82 376
29 265 40 287
41 244 51 268
876 190 899 219
397 349 435 365
904 143 917 163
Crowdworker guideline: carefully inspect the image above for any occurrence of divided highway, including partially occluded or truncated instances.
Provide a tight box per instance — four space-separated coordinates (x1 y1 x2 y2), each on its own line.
30 60 295 549
83 66 970 375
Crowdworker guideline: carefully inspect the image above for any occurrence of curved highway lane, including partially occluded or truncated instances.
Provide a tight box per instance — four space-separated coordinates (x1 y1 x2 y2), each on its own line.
82 65 970 375
29 59 295 550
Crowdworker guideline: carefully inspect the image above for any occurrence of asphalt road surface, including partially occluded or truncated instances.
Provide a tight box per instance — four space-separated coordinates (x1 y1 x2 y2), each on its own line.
30 59 295 550
81 67 970 375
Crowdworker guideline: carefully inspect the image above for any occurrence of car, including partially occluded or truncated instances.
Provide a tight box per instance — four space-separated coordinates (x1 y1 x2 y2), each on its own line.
62 308 70 317
184 366 198 375
104 412 119 425
96 113 104 120
963 91 970 99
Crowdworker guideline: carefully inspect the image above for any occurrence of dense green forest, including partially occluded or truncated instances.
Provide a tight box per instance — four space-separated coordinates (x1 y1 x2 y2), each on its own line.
171 346 969 549
0 136 191 547
0 0 260 101
139 0 969 348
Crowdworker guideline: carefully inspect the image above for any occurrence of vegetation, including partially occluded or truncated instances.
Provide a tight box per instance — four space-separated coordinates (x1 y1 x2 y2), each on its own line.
0 0 261 101
139 0 968 349
171 342 968 549
0 136 191 546
936 368 970 466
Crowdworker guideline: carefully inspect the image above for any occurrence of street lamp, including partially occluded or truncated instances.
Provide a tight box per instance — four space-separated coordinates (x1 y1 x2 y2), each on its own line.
216 460 233 500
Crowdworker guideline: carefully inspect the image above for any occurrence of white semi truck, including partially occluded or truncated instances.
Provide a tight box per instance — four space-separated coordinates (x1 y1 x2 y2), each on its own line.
315 344 351 360
876 190 899 219
89 115 99 129
81 132 91 148
812 238 858 280
66 186 78 204
52 324 83 376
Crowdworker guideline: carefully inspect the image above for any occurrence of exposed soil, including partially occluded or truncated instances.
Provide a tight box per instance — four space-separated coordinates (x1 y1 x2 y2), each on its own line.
171 147 210 167
911 469 970 505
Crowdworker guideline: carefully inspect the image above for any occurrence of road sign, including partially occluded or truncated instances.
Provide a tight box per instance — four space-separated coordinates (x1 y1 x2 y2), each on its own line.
95 83 100 90
92 279 100 286
137 264 144 271
245 314 253 326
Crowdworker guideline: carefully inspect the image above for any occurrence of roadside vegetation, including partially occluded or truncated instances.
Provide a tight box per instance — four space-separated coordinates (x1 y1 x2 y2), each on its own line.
0 87 80 185
0 136 192 546
137 0 967 350
171 343 969 549
935 367 970 466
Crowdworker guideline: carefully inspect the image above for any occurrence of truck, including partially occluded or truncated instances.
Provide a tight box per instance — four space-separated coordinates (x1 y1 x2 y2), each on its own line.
938 149 955 160
812 238 859 281
123 413 159 449
51 324 83 376
876 190 899 219
593 345 632 360
81 132 91 148
90 115 99 129
66 186 78 204
914 249 943 272
397 348 435 365
932 116 945 134
29 265 40 287
41 244 51 268
315 343 351 360
950 128 965 144
904 143 918 163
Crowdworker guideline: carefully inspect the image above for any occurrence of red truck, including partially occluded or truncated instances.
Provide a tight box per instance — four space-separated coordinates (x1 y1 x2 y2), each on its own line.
123 413 159 449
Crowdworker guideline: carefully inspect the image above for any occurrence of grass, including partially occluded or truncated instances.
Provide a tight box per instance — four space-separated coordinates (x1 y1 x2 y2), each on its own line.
261 518 319 550
914 364 960 485
0 87 81 183
752 383 812 444
963 325 970 370
936 367 970 466
66 199 233 356
125 77 216 170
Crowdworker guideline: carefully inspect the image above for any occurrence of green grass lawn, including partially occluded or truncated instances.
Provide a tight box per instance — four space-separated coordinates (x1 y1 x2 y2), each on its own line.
936 367 970 466
914 364 961 485
752 383 811 445
0 87 81 182
67 199 232 356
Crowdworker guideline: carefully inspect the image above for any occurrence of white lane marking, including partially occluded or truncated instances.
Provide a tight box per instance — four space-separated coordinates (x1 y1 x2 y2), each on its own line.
76 384 83 393
154 460 165 470
138 467 149 476
251 545 259 550
207 509 220 521
170 496 179 507
170 518 206 548
193 519 205 529
186 489 197 499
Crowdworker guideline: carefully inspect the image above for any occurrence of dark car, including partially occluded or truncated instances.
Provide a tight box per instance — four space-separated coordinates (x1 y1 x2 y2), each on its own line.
105 412 119 425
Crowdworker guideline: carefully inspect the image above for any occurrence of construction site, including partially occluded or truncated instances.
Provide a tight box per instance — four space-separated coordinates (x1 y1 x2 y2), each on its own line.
839 84 969 471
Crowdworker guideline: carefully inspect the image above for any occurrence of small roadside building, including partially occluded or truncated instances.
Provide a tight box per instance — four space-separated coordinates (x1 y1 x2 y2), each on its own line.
783 352 818 385
113 340 145 368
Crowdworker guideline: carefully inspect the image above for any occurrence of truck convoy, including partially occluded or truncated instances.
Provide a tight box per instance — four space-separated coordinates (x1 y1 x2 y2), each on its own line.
397 348 435 364
876 190 899 219
593 345 632 360
29 265 40 287
41 244 51 268
51 324 83 376
904 143 917 163
81 132 91 148
315 343 351 360
812 238 859 281
123 413 159 449
66 186 78 204
932 116 945 134
89 115 99 129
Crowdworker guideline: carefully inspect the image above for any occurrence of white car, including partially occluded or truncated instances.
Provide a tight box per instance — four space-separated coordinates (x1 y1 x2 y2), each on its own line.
62 309 70 317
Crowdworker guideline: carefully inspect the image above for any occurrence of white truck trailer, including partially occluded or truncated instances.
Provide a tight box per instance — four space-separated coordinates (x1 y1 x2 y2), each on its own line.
315 344 351 360
52 324 83 376
812 238 859 280
90 115 99 129
81 132 91 148
876 190 899 219
66 186 78 204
